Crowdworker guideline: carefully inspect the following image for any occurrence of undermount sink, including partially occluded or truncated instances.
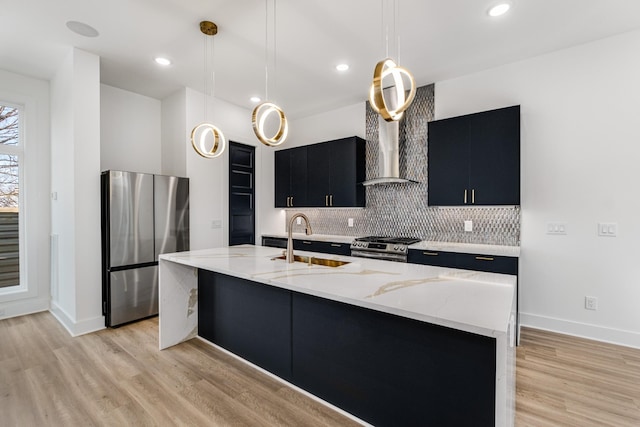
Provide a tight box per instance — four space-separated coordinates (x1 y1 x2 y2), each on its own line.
271 254 350 268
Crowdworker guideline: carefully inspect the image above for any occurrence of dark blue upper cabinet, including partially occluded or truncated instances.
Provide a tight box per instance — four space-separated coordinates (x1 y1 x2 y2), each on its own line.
428 105 520 206
275 136 365 208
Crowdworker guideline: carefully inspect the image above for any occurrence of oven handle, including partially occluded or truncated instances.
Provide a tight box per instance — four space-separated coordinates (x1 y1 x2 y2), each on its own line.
350 250 407 262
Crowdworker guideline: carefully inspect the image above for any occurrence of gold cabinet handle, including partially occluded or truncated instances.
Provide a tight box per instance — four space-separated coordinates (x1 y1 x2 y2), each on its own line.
475 256 494 261
286 196 290 207
330 195 333 206
330 243 341 247
325 195 329 206
472 189 475 204
423 252 439 256
302 241 312 245
291 196 294 207
464 189 467 204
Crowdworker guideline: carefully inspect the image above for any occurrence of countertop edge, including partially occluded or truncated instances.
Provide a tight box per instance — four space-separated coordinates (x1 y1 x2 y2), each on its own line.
160 246 515 338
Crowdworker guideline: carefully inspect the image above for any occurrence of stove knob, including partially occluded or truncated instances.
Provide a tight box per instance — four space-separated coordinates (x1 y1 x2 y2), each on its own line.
400 247 406 252
394 246 399 251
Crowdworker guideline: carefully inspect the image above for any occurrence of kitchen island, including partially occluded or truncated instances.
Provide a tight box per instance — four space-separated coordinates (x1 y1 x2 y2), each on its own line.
159 245 516 426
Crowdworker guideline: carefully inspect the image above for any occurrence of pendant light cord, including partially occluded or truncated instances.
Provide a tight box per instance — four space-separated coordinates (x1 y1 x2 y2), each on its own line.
264 0 269 101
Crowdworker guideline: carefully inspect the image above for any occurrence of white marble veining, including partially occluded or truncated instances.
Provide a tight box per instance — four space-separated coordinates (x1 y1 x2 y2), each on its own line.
159 244 516 427
160 245 515 338
262 233 520 257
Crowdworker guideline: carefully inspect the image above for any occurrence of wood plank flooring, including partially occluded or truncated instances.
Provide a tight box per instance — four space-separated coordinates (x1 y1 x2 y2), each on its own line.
1 312 639 426
516 327 640 427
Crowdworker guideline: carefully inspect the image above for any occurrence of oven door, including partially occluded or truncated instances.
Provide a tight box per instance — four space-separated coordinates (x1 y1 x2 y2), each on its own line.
350 250 407 262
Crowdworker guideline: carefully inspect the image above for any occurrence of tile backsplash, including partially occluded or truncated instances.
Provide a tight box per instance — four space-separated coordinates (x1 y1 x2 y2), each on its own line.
286 84 521 246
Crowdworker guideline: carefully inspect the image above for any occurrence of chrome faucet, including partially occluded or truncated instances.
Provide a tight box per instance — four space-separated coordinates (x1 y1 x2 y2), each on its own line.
287 213 313 263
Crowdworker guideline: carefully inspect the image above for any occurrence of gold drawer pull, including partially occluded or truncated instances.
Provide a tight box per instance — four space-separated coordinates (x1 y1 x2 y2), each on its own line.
423 252 439 256
475 256 494 261
464 189 467 204
325 195 329 206
331 244 341 247
330 195 333 206
302 241 312 245
472 189 475 204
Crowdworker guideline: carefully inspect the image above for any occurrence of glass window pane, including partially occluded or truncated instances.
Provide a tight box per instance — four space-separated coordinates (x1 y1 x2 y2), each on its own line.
0 153 19 288
0 105 19 146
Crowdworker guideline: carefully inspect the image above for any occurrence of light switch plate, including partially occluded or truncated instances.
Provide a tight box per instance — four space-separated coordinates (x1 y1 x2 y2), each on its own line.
547 222 567 235
598 223 617 237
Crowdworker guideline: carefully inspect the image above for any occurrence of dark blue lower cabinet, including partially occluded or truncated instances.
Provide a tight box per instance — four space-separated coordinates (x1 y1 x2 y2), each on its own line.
198 271 496 426
198 270 292 381
291 293 496 427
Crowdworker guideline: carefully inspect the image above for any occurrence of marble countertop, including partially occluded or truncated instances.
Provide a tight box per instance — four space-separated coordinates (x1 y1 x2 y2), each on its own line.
262 233 520 257
160 245 516 338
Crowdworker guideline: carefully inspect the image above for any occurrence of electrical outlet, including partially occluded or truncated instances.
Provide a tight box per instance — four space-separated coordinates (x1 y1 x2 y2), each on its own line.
296 217 302 225
547 222 567 235
348 218 354 227
464 220 473 232
585 296 598 310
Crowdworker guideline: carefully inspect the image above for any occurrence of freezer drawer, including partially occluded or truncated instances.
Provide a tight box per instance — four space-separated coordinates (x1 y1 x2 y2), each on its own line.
108 171 155 267
108 265 158 327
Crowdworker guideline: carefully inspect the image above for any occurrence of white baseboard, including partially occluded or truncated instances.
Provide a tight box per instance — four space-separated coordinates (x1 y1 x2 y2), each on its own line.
520 312 640 350
50 301 105 337
0 297 49 320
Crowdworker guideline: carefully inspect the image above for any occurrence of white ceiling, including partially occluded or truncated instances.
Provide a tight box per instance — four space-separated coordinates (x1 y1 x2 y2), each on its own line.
3 0 640 119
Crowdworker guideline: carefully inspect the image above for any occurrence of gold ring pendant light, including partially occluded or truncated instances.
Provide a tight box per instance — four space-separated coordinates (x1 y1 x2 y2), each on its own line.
252 0 288 147
191 20 227 158
369 0 416 122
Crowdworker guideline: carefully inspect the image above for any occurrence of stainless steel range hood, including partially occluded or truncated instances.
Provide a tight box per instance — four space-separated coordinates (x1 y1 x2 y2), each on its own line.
362 86 416 187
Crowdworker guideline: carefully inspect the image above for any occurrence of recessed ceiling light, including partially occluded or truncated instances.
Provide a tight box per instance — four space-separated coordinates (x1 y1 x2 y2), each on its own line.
488 2 511 17
154 57 172 66
336 64 350 72
65 21 99 37
250 96 261 103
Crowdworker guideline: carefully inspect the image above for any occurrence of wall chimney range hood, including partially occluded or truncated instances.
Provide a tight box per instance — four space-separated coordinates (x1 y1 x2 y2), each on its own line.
363 86 416 186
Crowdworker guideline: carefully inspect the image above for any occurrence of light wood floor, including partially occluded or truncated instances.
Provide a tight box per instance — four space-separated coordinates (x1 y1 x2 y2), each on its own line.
1 313 639 426
516 327 640 427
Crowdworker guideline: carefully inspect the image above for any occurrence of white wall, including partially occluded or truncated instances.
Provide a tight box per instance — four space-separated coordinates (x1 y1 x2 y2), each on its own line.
435 29 640 348
0 70 51 319
286 102 366 148
161 89 187 177
162 88 281 249
50 48 103 336
100 84 161 174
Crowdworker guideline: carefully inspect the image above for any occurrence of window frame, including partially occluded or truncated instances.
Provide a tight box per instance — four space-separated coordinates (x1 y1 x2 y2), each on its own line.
0 100 26 296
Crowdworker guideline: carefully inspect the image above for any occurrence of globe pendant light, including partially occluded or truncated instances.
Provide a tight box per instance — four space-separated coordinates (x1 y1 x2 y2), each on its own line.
190 20 227 158
252 0 288 147
369 0 416 122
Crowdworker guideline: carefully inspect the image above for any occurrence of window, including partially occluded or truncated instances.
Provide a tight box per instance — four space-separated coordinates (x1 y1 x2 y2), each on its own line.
0 103 22 290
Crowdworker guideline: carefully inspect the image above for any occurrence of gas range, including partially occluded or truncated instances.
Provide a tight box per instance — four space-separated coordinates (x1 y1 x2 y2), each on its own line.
350 236 421 262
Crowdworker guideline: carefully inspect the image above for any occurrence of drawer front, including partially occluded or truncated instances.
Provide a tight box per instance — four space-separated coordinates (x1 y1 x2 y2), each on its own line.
407 250 457 267
293 240 350 256
262 237 287 249
455 253 518 275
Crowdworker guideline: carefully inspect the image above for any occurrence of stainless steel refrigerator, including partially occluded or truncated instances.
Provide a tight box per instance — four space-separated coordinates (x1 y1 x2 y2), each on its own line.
101 170 189 327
